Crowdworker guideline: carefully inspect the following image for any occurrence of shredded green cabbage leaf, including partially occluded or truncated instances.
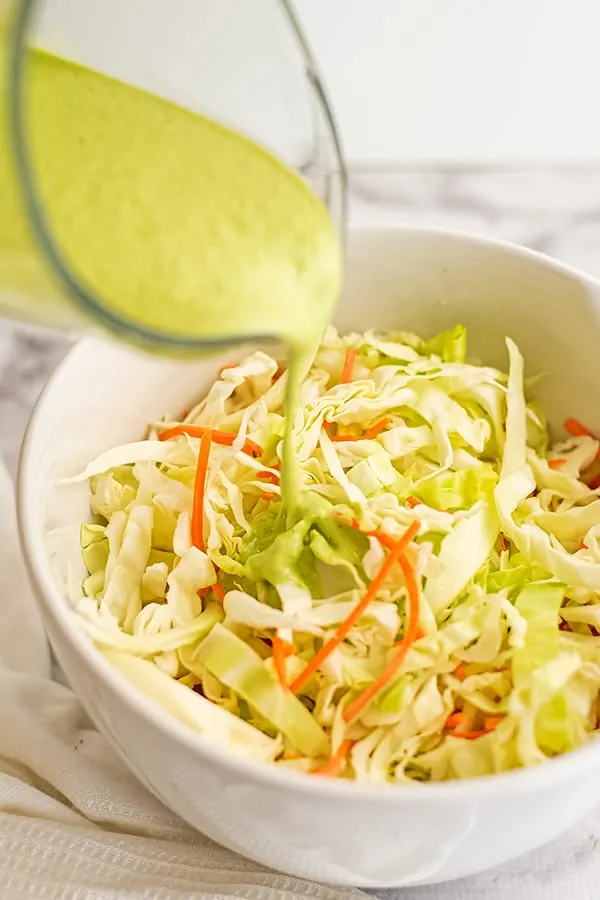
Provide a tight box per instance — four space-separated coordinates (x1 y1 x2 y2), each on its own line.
61 325 600 782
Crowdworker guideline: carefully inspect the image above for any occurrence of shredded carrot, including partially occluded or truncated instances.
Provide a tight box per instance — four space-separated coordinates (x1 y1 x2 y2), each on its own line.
191 429 212 551
273 366 285 382
580 539 588 550
343 546 421 723
484 715 504 731
564 419 600 463
445 712 464 729
159 424 262 458
261 492 277 501
548 458 566 469
330 418 391 443
280 639 295 656
406 496 421 508
329 432 362 443
363 418 391 440
272 635 290 691
282 751 302 761
211 582 226 604
498 533 507 553
454 663 467 680
565 418 592 438
363 529 394 550
311 739 354 777
290 521 419 694
257 471 280 484
448 714 502 739
340 347 357 384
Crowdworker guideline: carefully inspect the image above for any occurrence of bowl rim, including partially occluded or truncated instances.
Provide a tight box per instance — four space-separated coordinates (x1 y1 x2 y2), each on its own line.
17 223 600 804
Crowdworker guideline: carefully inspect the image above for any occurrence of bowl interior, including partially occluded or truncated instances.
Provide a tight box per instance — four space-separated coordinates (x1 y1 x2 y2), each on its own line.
22 225 600 669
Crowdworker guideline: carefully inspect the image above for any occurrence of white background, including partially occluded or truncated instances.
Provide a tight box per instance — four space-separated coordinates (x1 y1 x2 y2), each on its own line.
33 0 600 164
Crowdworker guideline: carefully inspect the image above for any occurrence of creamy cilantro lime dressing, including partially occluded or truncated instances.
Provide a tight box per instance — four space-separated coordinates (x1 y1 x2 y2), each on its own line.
0 50 342 512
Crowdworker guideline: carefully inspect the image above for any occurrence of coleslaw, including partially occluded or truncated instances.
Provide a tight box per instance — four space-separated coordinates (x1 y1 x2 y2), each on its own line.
67 325 600 782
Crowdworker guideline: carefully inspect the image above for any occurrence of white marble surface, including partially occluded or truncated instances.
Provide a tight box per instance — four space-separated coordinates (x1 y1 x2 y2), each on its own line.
3 168 600 898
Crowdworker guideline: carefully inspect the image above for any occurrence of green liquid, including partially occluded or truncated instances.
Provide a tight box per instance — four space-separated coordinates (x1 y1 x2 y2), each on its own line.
0 50 342 514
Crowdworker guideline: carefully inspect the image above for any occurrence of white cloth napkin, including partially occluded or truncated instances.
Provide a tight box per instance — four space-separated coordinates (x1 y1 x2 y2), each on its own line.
0 459 368 900
1 455 599 900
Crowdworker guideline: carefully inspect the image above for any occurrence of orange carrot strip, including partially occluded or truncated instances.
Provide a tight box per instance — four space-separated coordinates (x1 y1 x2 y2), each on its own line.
564 418 600 462
311 739 354 777
290 521 420 694
548 458 566 469
454 663 467 680
329 418 390 443
580 539 588 550
257 471 280 483
343 547 421 722
484 715 504 731
329 432 363 443
159 424 262 458
340 347 357 384
280 639 295 657
282 751 302 761
498 533 507 553
211 582 226 604
363 529 394 550
564 419 600 464
191 429 212 551
272 635 289 691
261 492 276 501
445 712 464 729
406 496 421 508
362 418 391 440
565 418 592 438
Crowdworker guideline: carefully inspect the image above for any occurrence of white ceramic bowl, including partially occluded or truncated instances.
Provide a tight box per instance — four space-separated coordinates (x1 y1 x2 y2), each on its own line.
17 227 600 888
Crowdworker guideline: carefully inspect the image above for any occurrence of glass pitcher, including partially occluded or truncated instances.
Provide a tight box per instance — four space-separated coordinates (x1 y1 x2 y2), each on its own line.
0 0 347 352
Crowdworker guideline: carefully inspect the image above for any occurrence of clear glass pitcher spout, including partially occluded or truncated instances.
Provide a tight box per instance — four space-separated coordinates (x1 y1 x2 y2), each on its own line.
0 0 346 352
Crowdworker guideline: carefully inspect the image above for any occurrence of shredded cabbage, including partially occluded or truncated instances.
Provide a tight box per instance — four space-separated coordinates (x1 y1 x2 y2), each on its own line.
62 325 600 782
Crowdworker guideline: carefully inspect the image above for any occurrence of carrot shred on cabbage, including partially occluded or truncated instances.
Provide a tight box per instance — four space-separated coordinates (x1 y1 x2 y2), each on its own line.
191 429 212 551
289 521 419 695
343 542 421 722
159 424 262 458
311 739 354 776
340 347 357 384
